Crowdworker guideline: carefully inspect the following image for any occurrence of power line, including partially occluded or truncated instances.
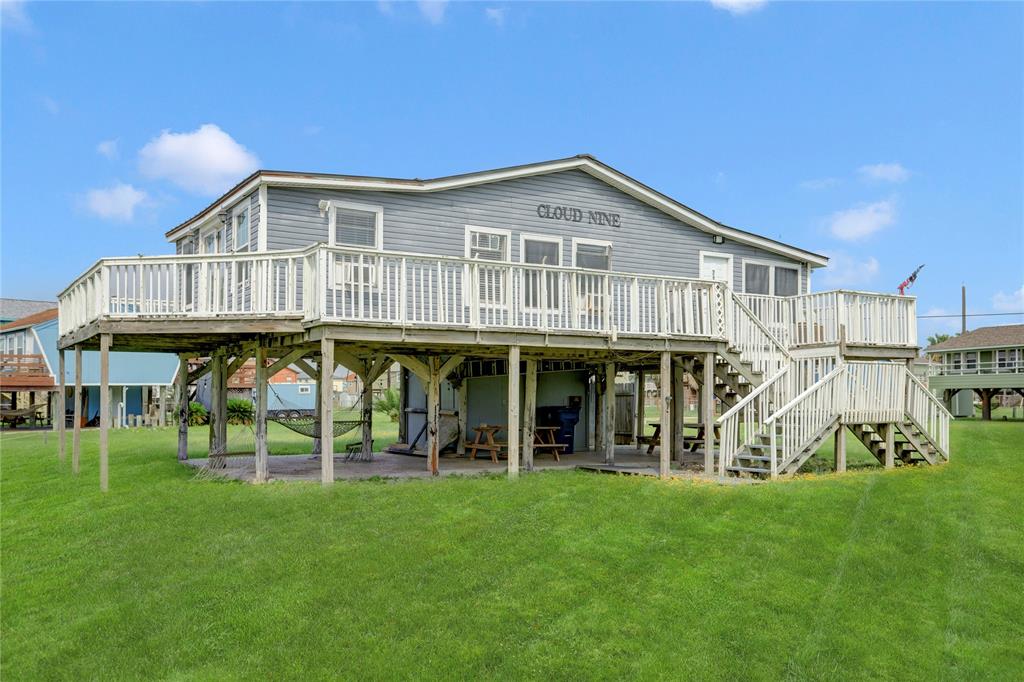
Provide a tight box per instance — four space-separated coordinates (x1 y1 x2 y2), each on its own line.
917 312 1024 319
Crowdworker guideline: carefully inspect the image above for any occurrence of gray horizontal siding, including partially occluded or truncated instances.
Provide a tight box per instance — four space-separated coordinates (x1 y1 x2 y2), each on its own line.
261 169 811 290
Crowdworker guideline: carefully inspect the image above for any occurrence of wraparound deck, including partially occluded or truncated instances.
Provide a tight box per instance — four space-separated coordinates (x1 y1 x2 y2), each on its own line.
56 245 918 355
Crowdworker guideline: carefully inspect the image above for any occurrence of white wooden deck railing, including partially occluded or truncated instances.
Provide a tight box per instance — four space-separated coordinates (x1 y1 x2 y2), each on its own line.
736 290 917 349
717 365 793 473
905 370 951 457
58 245 727 339
929 360 1024 376
726 293 791 380
766 365 846 476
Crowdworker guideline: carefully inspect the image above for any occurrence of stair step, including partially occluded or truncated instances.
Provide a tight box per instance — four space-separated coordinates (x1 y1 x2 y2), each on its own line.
727 465 771 475
736 454 772 462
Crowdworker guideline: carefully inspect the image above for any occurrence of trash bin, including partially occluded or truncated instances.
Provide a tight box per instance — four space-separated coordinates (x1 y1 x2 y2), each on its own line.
538 405 581 454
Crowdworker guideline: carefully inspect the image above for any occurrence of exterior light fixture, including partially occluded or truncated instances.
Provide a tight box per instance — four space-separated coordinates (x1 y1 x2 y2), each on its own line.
712 235 725 245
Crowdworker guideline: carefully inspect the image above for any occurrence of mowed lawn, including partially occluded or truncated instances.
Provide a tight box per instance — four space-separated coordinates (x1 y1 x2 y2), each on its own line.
2 420 1023 679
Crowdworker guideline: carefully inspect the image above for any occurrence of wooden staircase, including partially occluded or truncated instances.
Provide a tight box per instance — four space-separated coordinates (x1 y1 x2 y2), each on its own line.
683 350 761 412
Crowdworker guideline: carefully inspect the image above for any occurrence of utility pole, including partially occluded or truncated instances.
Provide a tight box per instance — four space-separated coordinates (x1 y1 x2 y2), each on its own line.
961 285 967 334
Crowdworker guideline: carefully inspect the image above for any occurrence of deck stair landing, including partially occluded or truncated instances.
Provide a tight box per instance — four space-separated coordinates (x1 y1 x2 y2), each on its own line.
718 361 952 479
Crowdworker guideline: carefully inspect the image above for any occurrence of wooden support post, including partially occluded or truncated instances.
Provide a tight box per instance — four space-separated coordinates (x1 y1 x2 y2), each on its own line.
672 362 687 464
158 385 167 428
427 358 441 476
99 334 111 492
58 349 66 462
634 369 644 448
884 422 895 469
659 351 672 479
980 389 993 421
457 380 468 456
72 345 82 475
587 375 597 451
702 352 716 475
312 359 323 455
319 338 334 485
603 362 615 464
523 358 537 472
255 344 270 483
209 352 225 459
361 373 373 460
176 354 189 461
594 372 604 453
834 425 847 473
507 346 521 478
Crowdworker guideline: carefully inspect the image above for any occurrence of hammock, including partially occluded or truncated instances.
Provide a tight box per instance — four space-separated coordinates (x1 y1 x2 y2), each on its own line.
268 416 364 439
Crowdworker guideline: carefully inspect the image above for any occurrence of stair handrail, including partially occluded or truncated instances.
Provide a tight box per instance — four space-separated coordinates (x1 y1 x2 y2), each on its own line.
765 364 846 477
728 291 792 380
716 364 792 475
904 367 952 459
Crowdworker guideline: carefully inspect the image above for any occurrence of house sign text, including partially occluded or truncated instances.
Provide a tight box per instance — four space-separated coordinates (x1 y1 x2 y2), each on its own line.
536 204 621 227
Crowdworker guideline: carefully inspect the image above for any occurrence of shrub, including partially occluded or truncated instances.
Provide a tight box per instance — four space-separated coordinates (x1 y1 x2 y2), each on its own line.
373 387 401 422
227 399 255 425
188 402 208 426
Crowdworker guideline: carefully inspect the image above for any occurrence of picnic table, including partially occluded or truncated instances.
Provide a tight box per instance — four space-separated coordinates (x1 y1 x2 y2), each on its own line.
532 425 567 462
642 422 721 454
466 424 505 462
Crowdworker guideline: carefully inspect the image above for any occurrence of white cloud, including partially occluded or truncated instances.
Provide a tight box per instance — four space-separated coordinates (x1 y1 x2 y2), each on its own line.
485 7 506 26
138 124 259 196
1 0 32 32
710 0 767 16
84 183 147 222
97 139 119 159
828 199 896 241
858 162 910 183
819 252 880 288
992 285 1024 312
418 0 448 24
799 177 839 190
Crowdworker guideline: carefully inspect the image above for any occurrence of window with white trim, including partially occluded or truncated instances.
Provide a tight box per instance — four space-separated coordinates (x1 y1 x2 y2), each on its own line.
329 201 383 250
742 260 801 296
232 205 250 252
521 235 561 309
572 238 611 270
465 226 510 307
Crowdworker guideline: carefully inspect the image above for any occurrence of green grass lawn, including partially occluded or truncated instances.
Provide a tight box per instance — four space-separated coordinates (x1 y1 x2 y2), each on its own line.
2 420 1023 679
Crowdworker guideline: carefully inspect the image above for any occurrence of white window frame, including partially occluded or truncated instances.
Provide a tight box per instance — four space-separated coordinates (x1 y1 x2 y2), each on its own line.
740 257 803 296
520 234 563 311
698 250 734 287
464 226 512 310
570 237 613 270
297 385 312 395
327 199 384 251
232 202 250 253
464 225 512 261
519 233 562 267
199 223 223 255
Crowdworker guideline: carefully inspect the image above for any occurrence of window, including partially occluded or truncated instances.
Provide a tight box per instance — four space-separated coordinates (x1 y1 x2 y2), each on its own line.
233 205 250 252
742 259 801 296
964 352 977 372
467 227 510 262
572 238 612 270
521 235 562 308
465 226 511 307
328 200 383 250
297 385 312 395
201 226 223 254
950 353 961 372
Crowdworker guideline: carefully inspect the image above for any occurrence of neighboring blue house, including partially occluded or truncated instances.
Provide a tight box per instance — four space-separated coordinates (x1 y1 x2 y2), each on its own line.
1 308 178 426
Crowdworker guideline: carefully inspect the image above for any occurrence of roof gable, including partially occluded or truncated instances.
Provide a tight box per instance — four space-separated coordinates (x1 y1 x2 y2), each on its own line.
0 307 58 332
164 155 827 266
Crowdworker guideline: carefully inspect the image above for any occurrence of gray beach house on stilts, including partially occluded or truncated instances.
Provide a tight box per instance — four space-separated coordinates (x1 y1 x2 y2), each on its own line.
56 155 950 489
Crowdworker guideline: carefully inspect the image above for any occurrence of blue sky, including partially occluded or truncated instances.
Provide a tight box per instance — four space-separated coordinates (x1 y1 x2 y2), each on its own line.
2 0 1022 343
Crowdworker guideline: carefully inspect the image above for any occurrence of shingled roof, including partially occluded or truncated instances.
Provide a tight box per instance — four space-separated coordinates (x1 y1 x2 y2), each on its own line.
926 324 1024 352
0 307 59 332
0 298 56 323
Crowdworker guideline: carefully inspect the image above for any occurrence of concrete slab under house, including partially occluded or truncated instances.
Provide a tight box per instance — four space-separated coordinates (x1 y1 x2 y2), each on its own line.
53 155 951 491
